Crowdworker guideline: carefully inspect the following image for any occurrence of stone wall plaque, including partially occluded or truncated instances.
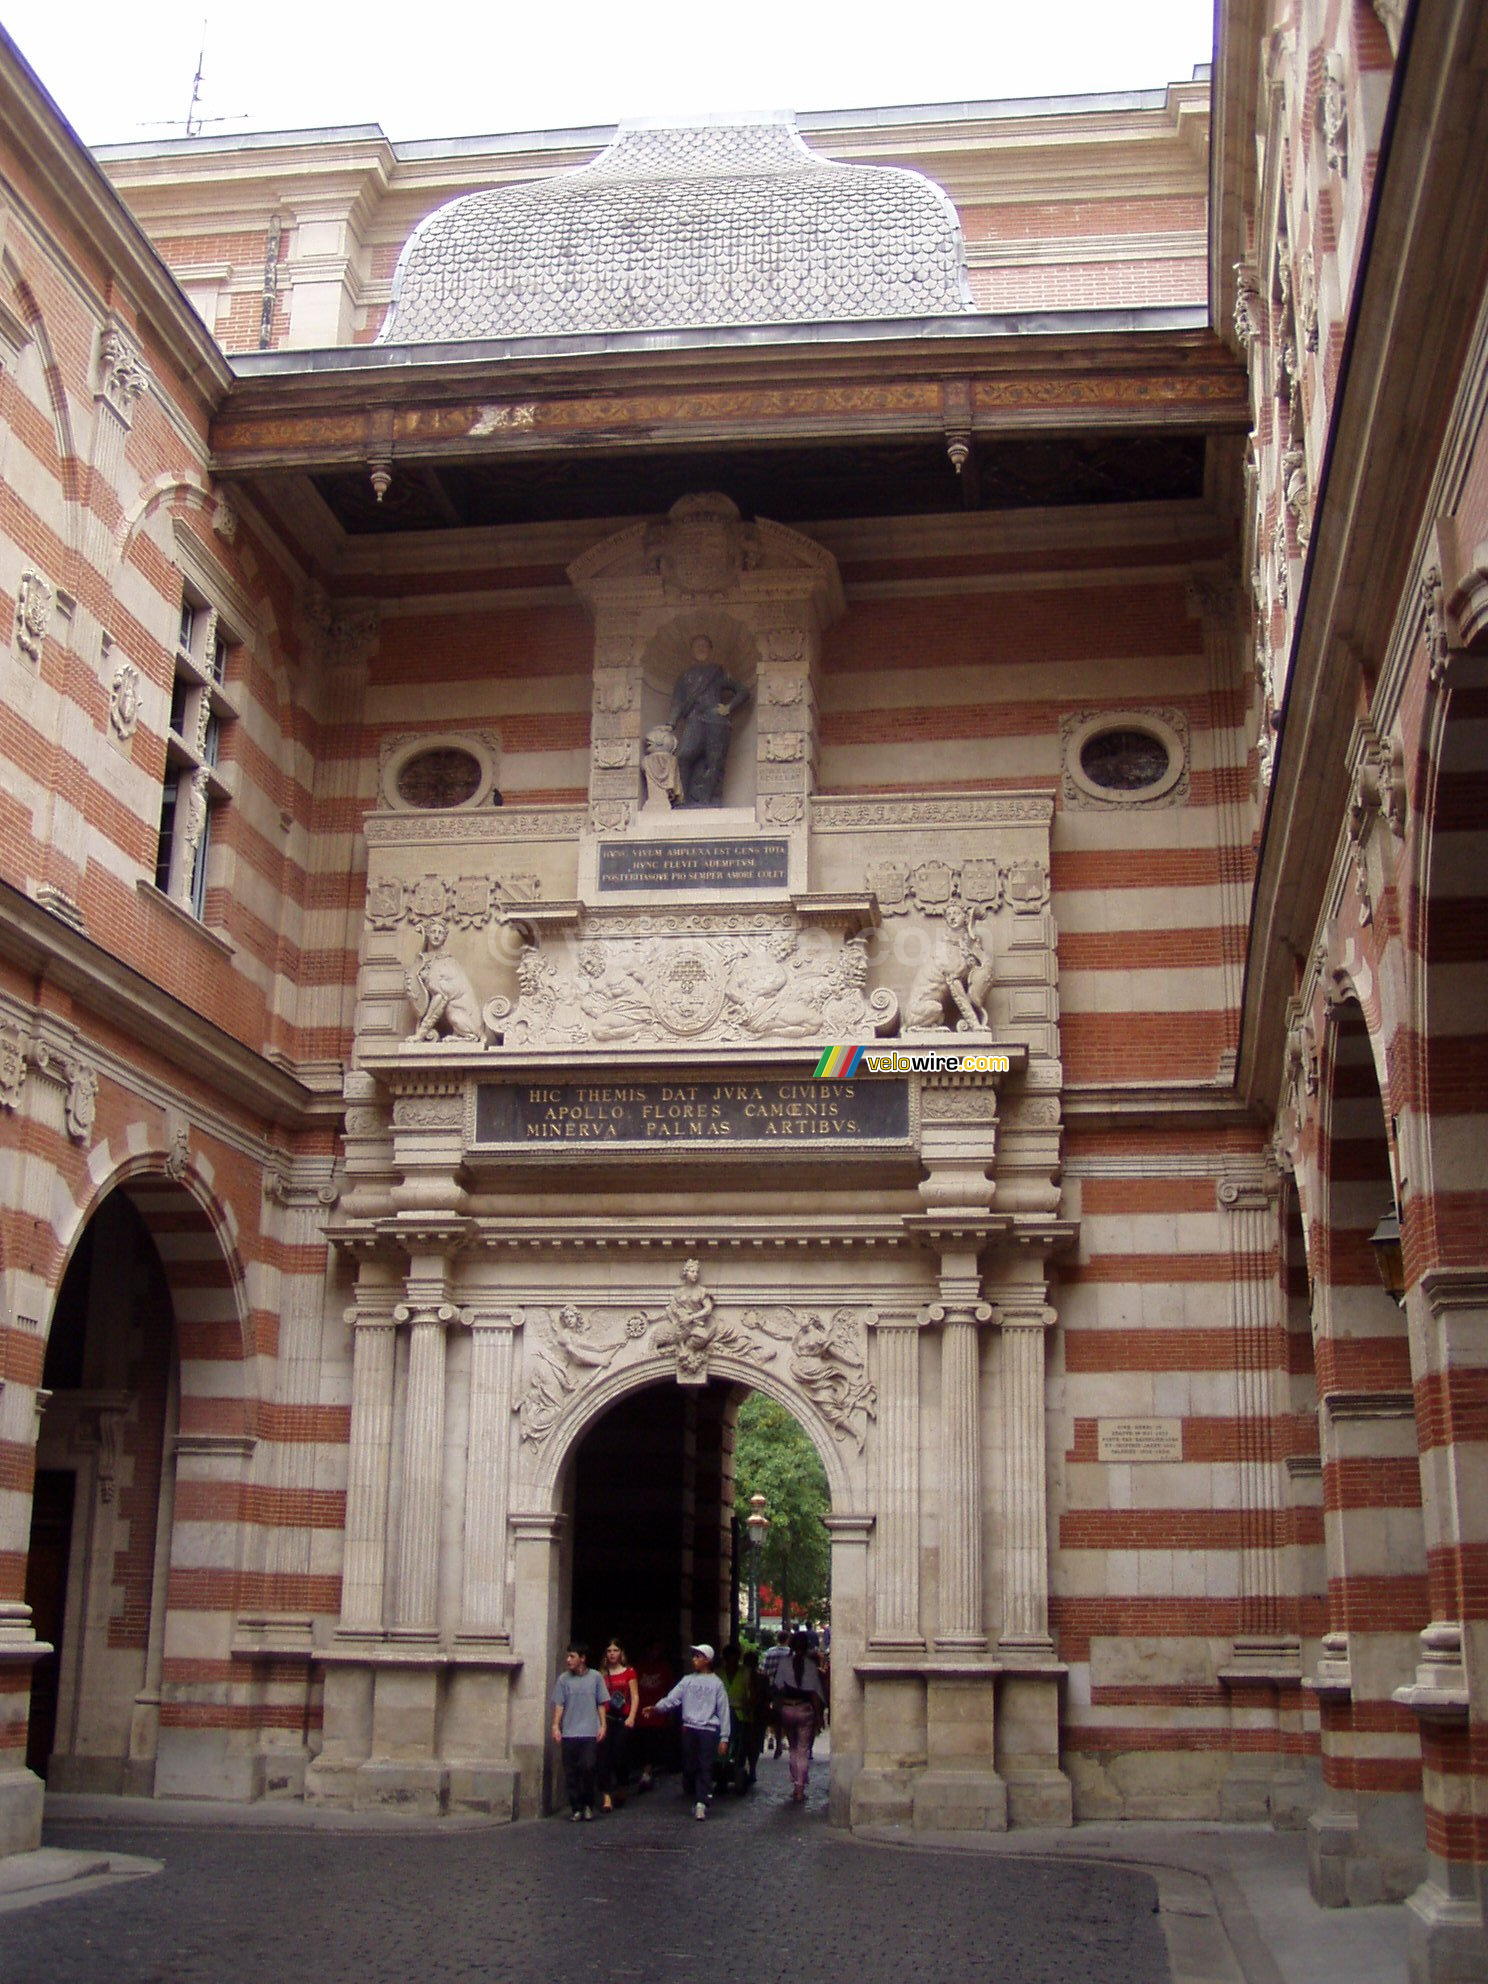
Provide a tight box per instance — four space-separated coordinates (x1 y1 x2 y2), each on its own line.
474 1077 910 1149
596 838 789 892
1096 1418 1184 1463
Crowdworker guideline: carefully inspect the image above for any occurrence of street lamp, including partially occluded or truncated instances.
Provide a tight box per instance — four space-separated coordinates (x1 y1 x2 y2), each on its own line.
1369 1204 1405 1306
746 1492 769 1633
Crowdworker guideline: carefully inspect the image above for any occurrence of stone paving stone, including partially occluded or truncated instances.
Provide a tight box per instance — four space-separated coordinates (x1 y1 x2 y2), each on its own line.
16 1763 1167 1984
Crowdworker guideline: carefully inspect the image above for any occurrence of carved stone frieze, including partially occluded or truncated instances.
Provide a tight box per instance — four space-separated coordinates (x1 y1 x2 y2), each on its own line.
13 570 53 666
491 923 898 1050
865 855 1005 918
814 795 1051 828
369 871 542 935
920 1085 998 1121
393 1093 464 1128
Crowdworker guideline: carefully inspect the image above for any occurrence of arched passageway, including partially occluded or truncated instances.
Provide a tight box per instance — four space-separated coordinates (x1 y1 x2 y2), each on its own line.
559 1378 834 1812
25 1189 177 1792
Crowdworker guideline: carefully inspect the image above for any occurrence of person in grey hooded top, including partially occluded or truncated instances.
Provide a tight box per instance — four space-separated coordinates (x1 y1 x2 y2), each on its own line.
653 1643 731 1820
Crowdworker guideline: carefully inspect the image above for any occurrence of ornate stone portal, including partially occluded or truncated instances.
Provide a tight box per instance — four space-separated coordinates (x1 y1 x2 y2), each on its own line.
317 498 1074 1830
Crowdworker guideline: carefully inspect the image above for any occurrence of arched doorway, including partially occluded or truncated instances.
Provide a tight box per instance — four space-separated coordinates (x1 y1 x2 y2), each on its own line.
1307 992 1429 1906
558 1376 838 1812
25 1188 176 1793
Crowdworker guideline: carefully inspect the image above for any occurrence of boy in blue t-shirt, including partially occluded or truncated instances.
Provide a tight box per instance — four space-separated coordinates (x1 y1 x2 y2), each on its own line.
550 1642 609 1820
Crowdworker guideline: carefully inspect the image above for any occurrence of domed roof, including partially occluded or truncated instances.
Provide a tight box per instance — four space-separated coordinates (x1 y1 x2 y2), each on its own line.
379 113 974 344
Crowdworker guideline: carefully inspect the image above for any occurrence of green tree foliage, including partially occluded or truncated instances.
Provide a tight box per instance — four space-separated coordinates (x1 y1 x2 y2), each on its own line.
733 1391 831 1625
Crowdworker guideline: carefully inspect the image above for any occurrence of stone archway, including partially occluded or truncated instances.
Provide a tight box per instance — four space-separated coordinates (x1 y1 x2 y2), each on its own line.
24 1167 253 1804
514 1349 869 1823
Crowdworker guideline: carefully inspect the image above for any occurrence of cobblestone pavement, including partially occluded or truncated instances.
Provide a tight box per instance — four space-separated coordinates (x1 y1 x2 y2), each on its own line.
15 1752 1169 1984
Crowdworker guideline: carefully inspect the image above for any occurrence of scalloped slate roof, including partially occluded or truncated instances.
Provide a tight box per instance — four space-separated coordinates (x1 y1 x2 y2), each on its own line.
378 114 974 343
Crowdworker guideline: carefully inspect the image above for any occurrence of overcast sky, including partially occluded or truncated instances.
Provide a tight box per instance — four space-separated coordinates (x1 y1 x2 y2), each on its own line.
4 1 1213 147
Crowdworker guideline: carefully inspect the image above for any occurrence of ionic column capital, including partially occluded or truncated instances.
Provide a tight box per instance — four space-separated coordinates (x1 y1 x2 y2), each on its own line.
993 1301 1057 1333
392 1300 469 1330
927 1300 993 1329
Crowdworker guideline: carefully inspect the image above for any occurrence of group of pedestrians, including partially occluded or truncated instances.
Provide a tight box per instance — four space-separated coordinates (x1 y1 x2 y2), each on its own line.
550 1629 828 1821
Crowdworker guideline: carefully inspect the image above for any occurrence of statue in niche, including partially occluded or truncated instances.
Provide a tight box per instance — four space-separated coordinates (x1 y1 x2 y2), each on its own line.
668 635 750 806
405 918 487 1044
641 724 683 813
903 905 993 1032
518 1303 623 1446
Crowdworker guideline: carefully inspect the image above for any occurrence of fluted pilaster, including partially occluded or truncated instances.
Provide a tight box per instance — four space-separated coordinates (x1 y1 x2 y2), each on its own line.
932 1300 991 1648
393 1301 461 1632
871 1316 924 1646
339 1312 397 1633
998 1303 1057 1653
1219 1166 1286 1639
460 1311 518 1638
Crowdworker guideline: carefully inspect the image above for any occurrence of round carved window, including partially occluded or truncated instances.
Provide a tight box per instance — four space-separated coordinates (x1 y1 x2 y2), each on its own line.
395 747 483 809
1078 727 1173 793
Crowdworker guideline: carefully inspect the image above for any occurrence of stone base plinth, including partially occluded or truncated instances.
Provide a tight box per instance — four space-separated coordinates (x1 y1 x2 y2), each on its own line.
1407 1881 1488 1984
446 1762 518 1819
0 1767 44 1858
1308 1799 1427 1908
849 1768 917 1828
1004 1768 1074 1828
911 1768 1008 1832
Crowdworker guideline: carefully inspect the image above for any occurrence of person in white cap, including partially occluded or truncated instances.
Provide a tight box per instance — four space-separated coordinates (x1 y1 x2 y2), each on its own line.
652 1643 731 1819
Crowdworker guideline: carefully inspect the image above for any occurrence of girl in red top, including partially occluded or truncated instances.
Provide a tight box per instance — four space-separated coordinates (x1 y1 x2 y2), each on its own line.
596 1639 639 1811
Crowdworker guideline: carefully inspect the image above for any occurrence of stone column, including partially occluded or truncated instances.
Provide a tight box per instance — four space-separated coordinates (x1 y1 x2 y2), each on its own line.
392 1298 463 1635
996 1300 1057 1657
989 1288 1072 1828
459 1310 519 1641
871 1314 925 1648
931 1297 991 1650
1215 1162 1306 1824
338 1308 398 1634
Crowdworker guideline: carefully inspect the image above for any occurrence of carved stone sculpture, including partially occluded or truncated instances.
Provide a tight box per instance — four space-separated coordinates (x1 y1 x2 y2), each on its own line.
669 635 750 806
109 659 142 741
492 925 897 1049
517 1304 624 1445
405 918 489 1045
650 1259 755 1383
745 1304 878 1448
14 570 53 666
641 725 683 813
903 905 992 1031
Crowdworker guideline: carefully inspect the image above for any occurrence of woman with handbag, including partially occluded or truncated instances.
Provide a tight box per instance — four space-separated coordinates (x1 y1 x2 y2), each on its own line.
771 1629 827 1804
596 1639 639 1812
